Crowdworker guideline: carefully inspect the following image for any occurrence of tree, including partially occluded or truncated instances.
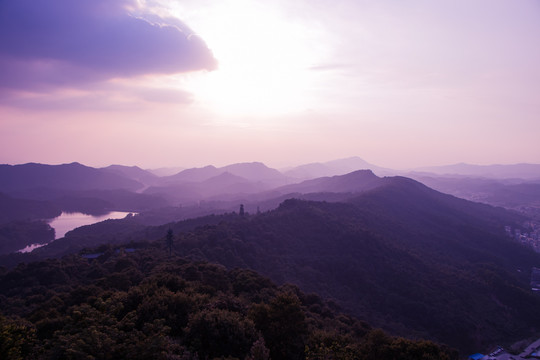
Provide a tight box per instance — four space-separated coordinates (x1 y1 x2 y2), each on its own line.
250 292 308 360
239 204 245 217
0 315 37 360
246 337 271 360
184 308 257 358
166 228 174 256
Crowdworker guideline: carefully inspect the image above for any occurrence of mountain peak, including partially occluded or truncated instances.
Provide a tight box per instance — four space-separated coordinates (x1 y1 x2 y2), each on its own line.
275 169 383 195
340 168 377 178
221 162 286 183
166 165 220 183
202 171 249 184
283 156 384 180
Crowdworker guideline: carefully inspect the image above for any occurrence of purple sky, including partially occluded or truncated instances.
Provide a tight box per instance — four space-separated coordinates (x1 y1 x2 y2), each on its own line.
1 0 539 170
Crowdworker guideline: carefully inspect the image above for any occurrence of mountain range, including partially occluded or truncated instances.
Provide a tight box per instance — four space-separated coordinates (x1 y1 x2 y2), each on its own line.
413 163 540 180
282 156 391 179
0 162 143 193
1 158 539 249
3 158 539 207
3 169 537 354
1 158 540 356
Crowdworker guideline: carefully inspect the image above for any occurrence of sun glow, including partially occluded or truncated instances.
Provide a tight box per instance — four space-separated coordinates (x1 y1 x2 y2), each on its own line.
162 0 323 117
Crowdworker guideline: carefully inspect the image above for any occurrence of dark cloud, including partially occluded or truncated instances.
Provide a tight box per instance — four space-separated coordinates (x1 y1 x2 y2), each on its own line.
0 0 217 91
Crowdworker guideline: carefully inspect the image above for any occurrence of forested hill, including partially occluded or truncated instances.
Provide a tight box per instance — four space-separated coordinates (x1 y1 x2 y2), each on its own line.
162 177 540 354
0 247 456 359
2 174 538 355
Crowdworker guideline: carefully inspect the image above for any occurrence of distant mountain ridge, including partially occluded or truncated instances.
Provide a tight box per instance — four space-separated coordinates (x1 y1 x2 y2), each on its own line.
221 162 286 183
283 156 391 179
0 162 143 193
146 166 185 177
143 162 291 204
164 162 288 185
144 171 273 204
413 162 540 180
3 158 540 220
101 164 159 186
273 169 382 195
164 165 222 183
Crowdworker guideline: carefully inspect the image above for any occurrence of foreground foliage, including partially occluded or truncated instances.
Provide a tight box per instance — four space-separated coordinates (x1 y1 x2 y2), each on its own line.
0 246 456 359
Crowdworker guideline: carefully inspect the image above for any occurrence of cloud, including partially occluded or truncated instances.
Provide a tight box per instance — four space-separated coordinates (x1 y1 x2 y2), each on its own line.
308 63 354 72
0 85 194 112
0 0 217 92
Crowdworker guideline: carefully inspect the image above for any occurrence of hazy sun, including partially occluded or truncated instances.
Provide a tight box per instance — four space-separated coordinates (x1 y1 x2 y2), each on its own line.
163 0 322 118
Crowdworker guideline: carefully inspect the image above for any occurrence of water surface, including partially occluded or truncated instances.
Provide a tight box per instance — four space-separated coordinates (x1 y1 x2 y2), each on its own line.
18 211 133 253
49 211 133 239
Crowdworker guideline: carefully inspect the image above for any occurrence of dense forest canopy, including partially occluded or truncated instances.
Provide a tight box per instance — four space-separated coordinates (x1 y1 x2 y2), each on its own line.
0 246 457 359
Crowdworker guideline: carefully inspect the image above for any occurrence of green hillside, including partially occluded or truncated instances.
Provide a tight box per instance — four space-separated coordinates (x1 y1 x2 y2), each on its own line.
0 247 456 359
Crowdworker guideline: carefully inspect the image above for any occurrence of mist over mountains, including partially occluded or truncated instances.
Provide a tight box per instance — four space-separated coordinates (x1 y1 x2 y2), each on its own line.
2 157 540 356
1 157 539 250
282 157 392 179
413 163 540 180
2 157 539 214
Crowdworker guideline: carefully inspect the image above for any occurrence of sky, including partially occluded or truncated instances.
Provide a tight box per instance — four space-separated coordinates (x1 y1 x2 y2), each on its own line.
1 0 539 170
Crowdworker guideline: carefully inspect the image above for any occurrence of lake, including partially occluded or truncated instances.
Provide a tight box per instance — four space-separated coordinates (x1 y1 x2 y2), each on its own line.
49 211 134 239
18 211 133 253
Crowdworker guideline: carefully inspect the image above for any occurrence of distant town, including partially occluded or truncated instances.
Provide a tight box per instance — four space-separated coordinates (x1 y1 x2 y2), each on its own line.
506 221 540 253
